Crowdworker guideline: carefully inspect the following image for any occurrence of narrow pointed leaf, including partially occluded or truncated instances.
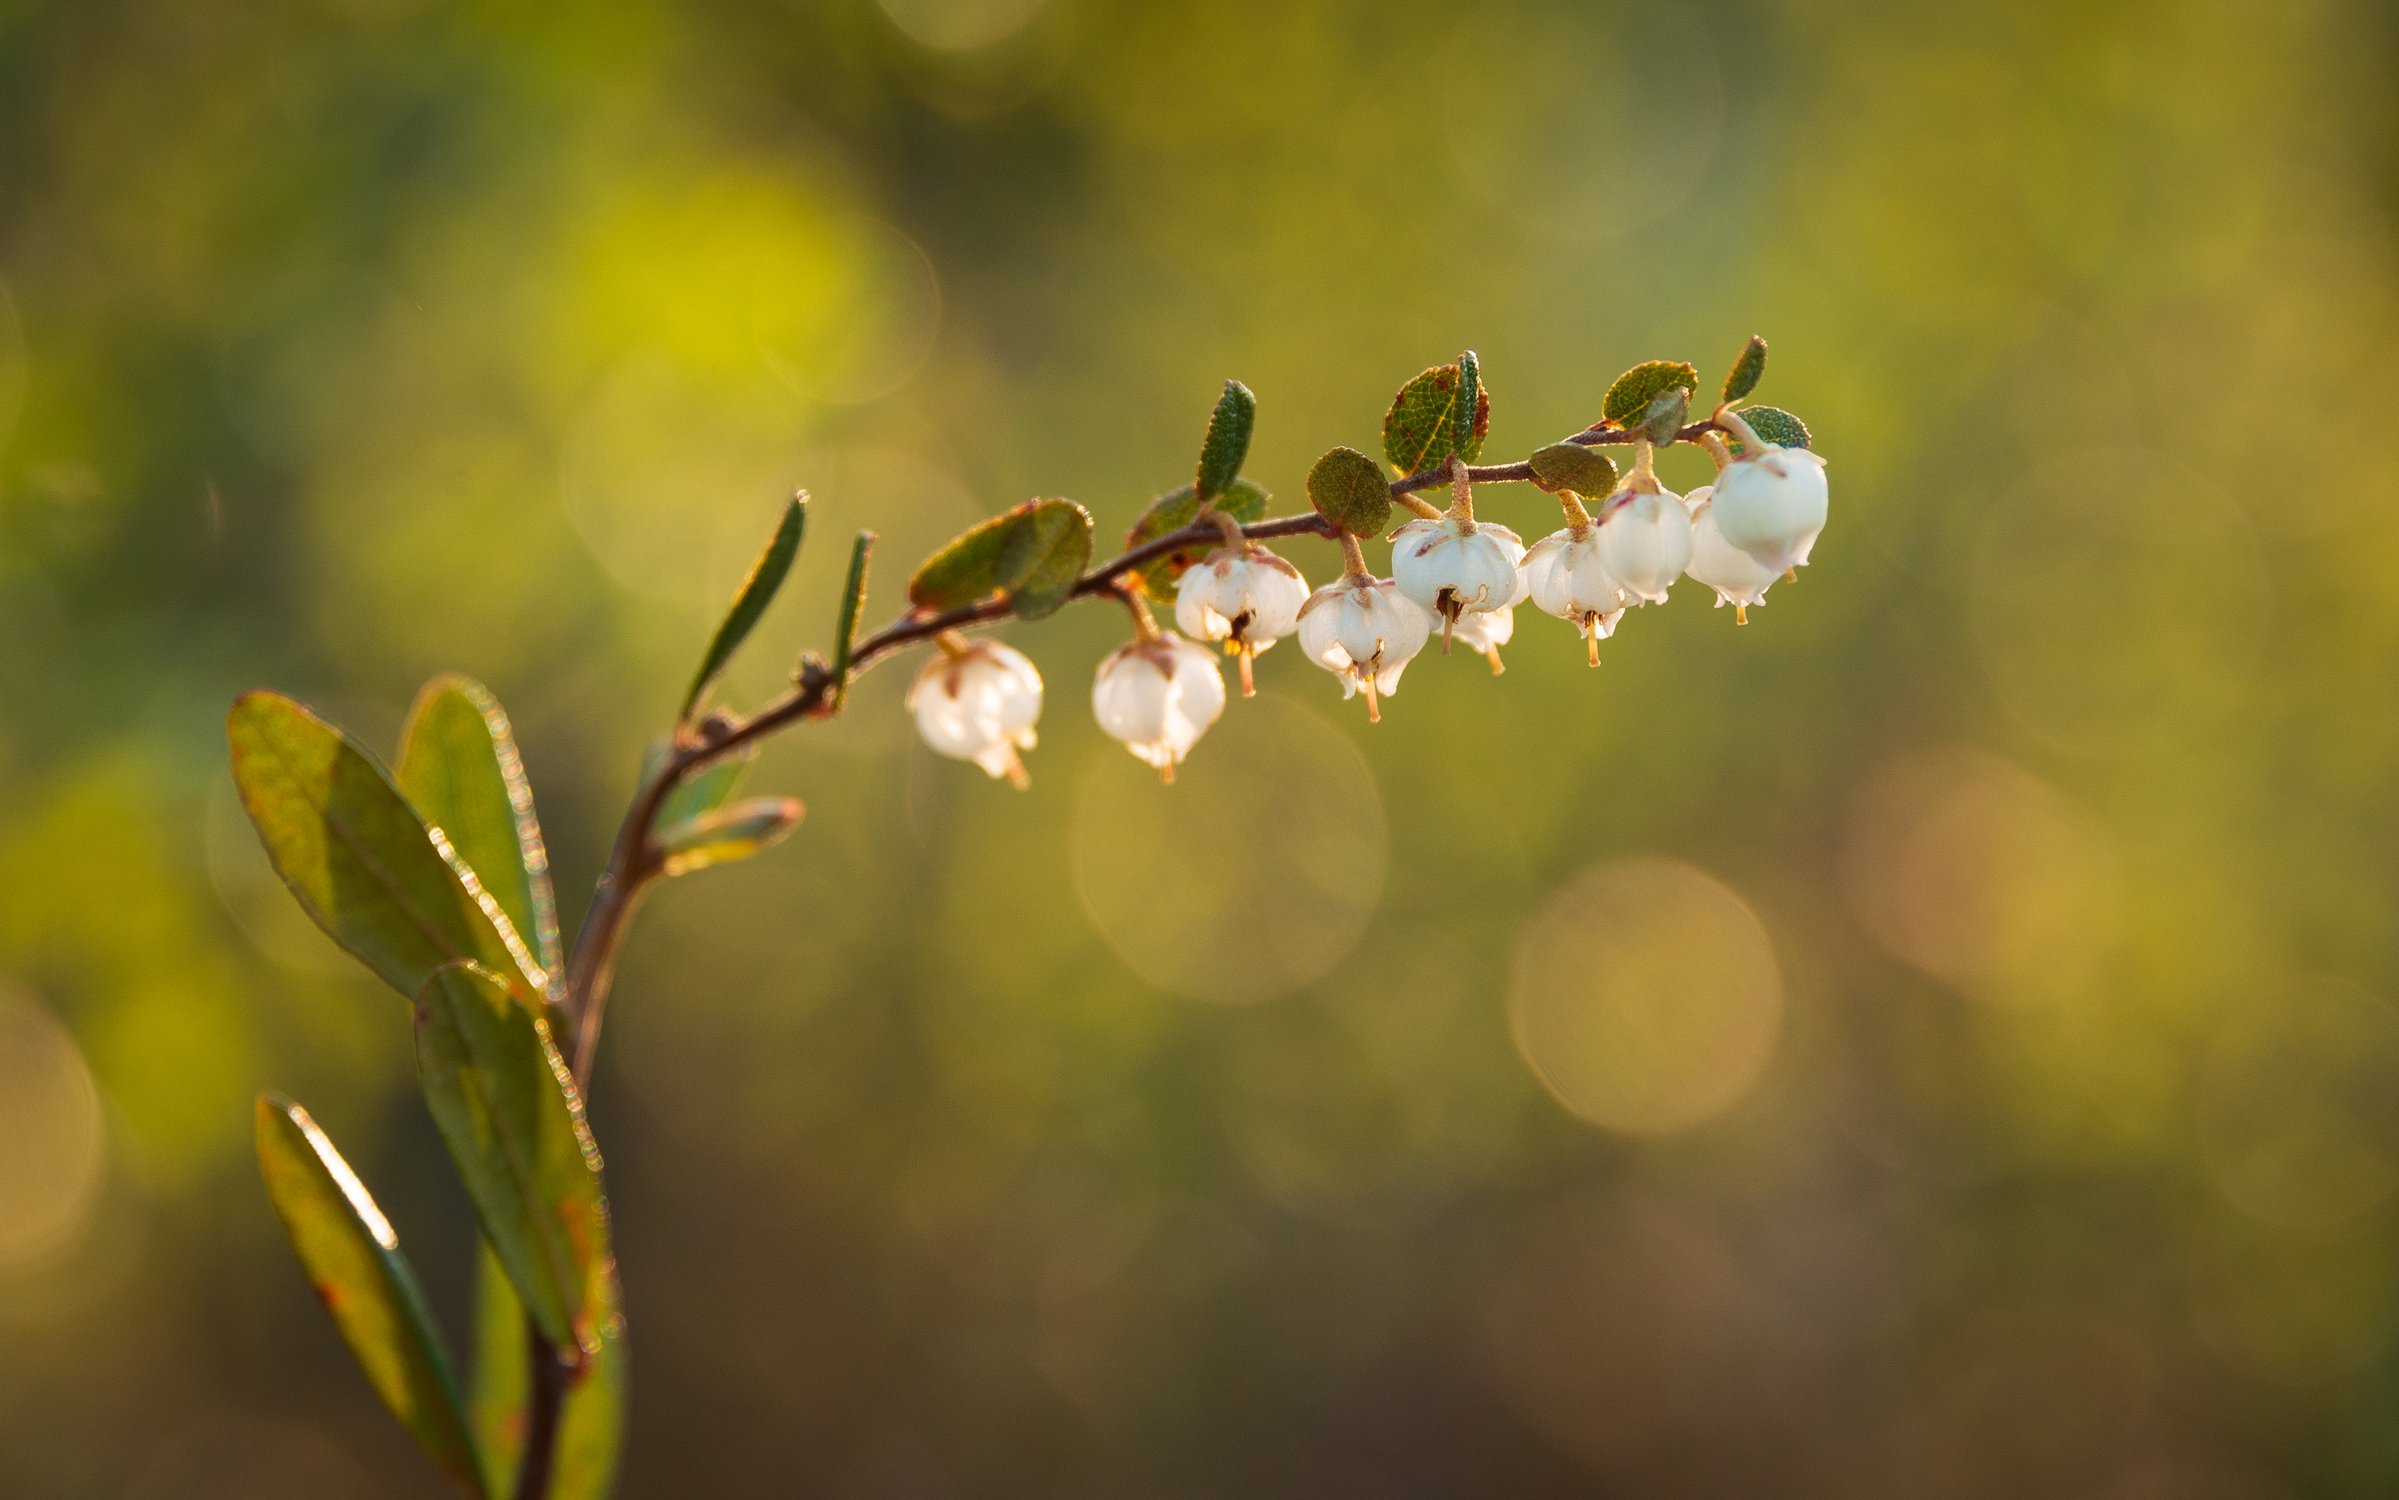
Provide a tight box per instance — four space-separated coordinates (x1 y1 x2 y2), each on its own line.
908 498 1092 617
1194 380 1256 503
1382 362 1491 476
229 692 548 1004
1722 335 1767 404
1727 404 1813 454
1601 360 1699 427
1528 443 1619 497
397 676 562 988
1453 350 1481 463
1124 477 1268 605
656 796 805 877
414 963 610 1357
255 1096 486 1498
1308 446 1393 536
830 530 875 706
468 1247 529 1499
682 493 806 720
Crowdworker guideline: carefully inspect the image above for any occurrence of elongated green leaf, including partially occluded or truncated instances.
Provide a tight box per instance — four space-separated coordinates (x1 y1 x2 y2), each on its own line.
415 964 609 1357
1727 404 1813 454
1601 360 1699 428
657 796 805 877
1453 350 1481 462
1528 442 1618 497
1722 334 1767 404
644 740 756 839
398 677 561 988
830 530 874 707
908 498 1092 617
1308 446 1393 536
1382 362 1491 476
470 1227 627 1500
230 692 547 1004
256 1096 486 1498
682 493 806 720
1195 380 1256 502
1124 477 1268 605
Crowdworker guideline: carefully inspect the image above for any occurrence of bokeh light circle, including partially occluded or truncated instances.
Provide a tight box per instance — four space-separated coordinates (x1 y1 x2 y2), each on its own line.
1071 691 1385 1005
0 987 107 1273
876 0 1050 51
1508 858 1782 1135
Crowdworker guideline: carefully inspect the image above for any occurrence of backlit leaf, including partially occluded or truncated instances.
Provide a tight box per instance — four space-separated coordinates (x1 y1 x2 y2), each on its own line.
469 1248 625 1500
1308 446 1393 536
397 677 562 988
229 692 547 1004
1123 477 1269 606
908 498 1092 617
1722 335 1767 404
682 493 805 720
1601 360 1699 428
1382 362 1491 476
1005 499 1094 620
656 796 806 878
256 1096 486 1498
1728 404 1813 454
1194 380 1255 503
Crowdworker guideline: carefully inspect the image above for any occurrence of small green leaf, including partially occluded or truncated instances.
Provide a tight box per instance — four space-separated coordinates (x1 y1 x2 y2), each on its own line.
1383 362 1491 476
907 498 1092 617
414 964 610 1359
1308 446 1393 536
655 796 805 878
1601 360 1699 428
256 1096 486 1498
1123 477 1269 605
1454 350 1482 464
1195 380 1255 503
1722 335 1767 404
1728 404 1813 454
468 1248 625 1500
830 530 874 706
1641 386 1691 447
229 692 548 1005
1527 443 1619 497
682 493 806 720
398 677 561 989
1005 499 1094 620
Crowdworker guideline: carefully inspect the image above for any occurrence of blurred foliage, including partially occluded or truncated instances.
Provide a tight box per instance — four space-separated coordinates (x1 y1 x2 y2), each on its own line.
3 0 2399 1495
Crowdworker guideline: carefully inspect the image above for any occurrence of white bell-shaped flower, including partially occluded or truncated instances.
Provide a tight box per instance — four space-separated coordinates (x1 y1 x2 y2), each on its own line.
1709 443 1828 575
1390 518 1525 638
1448 602 1515 675
907 640 1043 787
1091 633 1226 782
1592 487 1692 604
1295 577 1431 721
1172 546 1310 696
1682 484 1778 624
1522 529 1629 666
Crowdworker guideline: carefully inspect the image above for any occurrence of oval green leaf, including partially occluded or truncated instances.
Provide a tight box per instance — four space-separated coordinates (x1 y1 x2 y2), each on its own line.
1382 362 1491 476
1004 498 1094 620
1641 386 1691 447
415 963 610 1358
682 492 806 720
1307 446 1393 537
398 677 562 988
656 796 806 878
1527 443 1619 497
1728 404 1813 454
907 498 1092 617
1722 335 1767 404
229 692 548 1005
1123 476 1268 605
256 1095 486 1498
1195 380 1255 503
1601 360 1699 428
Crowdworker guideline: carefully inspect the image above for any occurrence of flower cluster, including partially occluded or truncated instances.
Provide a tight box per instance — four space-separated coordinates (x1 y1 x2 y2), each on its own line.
907 391 1827 785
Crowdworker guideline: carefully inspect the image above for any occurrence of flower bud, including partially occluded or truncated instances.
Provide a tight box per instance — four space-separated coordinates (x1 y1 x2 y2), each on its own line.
1709 443 1827 575
1390 518 1525 640
1172 546 1311 696
1091 633 1225 782
907 640 1043 787
1681 484 1778 624
1522 529 1628 666
1295 576 1431 721
1592 487 1692 604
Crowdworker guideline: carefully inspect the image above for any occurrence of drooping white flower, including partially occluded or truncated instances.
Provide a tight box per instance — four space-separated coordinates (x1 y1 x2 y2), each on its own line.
1709 442 1828 575
1295 576 1432 720
1682 484 1778 624
1592 487 1693 604
1522 529 1629 666
1091 633 1226 782
907 640 1043 787
1173 546 1311 696
1390 517 1525 640
1448 602 1515 675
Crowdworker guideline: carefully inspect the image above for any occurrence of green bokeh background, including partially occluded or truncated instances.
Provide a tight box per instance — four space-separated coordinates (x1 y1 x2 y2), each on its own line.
4 0 2396 1493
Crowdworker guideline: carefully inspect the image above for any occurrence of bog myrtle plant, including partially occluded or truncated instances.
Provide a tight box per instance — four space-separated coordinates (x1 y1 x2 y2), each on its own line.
229 338 1823 1498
